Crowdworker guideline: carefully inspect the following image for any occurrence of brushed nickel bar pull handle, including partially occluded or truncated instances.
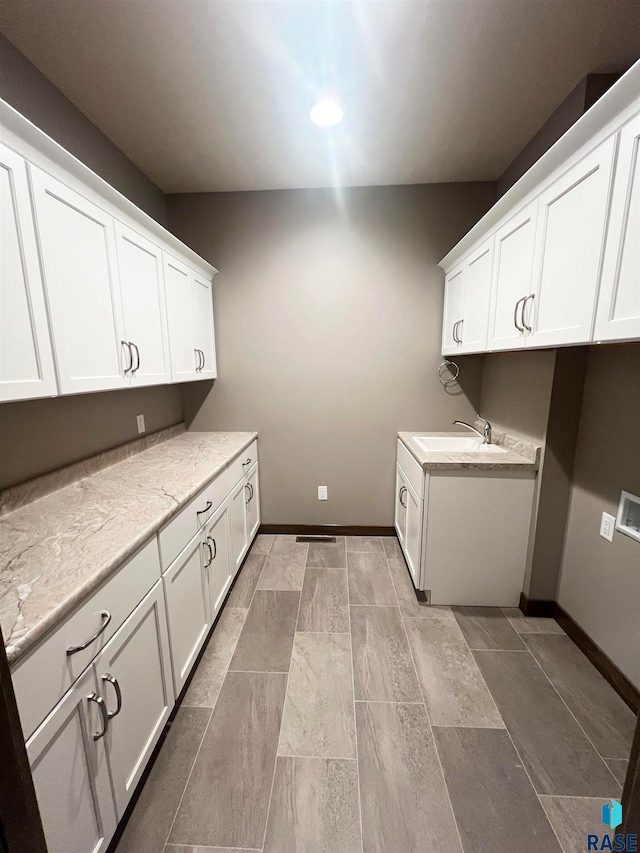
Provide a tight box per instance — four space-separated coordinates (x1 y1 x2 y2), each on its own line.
458 319 464 343
242 457 252 468
399 486 407 508
102 673 122 719
67 611 111 655
513 297 525 331
129 341 140 373
121 340 133 373
87 693 109 741
207 536 217 560
203 540 213 567
196 501 212 522
522 294 535 332
200 349 205 369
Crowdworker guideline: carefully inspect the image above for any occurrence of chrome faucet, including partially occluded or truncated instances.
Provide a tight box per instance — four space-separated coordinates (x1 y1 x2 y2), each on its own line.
452 416 492 444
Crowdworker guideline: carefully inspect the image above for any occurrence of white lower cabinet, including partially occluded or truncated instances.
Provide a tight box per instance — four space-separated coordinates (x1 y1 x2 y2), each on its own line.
395 441 535 606
394 463 422 586
204 499 233 616
245 463 260 543
93 580 173 817
19 447 259 853
26 668 117 853
163 535 212 697
228 476 250 573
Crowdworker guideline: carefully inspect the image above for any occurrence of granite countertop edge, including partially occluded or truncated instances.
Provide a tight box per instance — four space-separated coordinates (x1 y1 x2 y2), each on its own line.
397 431 540 471
3 431 257 665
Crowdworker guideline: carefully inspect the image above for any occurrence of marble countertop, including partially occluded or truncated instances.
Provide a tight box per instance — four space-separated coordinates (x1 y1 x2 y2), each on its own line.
398 428 539 471
0 428 257 664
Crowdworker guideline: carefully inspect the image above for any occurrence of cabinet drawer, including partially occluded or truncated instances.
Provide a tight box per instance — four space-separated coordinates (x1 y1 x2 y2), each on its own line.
396 439 425 498
158 468 233 571
227 440 258 490
12 538 161 741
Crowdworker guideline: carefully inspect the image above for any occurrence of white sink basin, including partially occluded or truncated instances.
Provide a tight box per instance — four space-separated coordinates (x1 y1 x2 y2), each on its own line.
413 435 507 453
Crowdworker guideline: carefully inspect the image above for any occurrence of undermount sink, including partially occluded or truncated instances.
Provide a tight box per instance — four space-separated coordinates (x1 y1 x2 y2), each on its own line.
413 435 508 453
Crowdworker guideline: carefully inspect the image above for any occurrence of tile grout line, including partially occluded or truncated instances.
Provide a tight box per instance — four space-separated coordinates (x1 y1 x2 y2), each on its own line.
346 539 366 853
384 542 467 853
452 610 614 849
519 644 624 789
447 607 568 852
161 534 276 852
259 539 307 853
161 704 215 849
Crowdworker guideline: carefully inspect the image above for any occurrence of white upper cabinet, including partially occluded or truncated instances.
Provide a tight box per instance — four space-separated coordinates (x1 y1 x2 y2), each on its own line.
526 135 616 348
441 263 465 354
114 222 171 386
190 271 217 379
0 145 57 401
486 201 537 351
439 62 640 352
164 253 199 382
29 165 128 394
594 113 640 342
0 99 217 403
459 238 493 353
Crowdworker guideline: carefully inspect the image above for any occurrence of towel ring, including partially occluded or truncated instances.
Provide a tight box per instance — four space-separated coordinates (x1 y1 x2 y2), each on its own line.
438 359 459 387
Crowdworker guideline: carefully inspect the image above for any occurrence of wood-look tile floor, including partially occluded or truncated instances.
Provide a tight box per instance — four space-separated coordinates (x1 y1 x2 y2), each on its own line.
115 534 635 853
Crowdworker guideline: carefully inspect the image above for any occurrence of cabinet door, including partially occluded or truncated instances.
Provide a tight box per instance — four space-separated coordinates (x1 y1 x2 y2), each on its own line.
594 114 640 342
459 238 493 353
29 165 128 394
441 263 465 354
26 668 117 853
527 135 616 348
245 464 260 544
228 476 249 575
115 222 170 386
163 253 198 382
94 581 173 817
204 499 232 617
394 464 408 549
487 201 537 351
190 271 217 378
0 144 57 401
403 477 423 587
163 536 211 696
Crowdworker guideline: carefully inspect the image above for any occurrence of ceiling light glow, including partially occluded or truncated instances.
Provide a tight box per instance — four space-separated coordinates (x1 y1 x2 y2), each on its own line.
310 97 343 127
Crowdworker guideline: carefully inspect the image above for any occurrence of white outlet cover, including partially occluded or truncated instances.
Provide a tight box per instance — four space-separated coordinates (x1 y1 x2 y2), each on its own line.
136 414 145 434
599 512 616 542
318 486 328 501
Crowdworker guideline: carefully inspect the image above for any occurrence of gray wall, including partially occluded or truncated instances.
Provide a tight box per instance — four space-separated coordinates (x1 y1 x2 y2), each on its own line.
168 184 494 526
0 386 183 489
558 346 640 689
0 37 183 490
0 33 167 225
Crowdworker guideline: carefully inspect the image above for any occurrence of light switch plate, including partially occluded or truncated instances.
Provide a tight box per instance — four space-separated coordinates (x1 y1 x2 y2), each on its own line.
600 512 615 542
318 486 328 501
136 414 145 434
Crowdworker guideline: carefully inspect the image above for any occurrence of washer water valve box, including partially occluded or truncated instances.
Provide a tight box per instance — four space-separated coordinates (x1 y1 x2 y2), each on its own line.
616 491 640 543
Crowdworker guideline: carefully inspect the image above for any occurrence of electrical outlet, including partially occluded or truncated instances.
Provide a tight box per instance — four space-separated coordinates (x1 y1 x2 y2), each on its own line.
136 414 145 434
318 486 328 501
600 512 615 542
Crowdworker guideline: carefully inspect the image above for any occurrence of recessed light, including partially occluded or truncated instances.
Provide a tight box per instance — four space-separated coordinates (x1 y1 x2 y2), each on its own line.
310 96 343 127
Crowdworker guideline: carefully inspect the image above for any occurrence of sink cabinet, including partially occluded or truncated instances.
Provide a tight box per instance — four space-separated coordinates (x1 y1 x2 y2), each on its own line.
394 440 535 606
